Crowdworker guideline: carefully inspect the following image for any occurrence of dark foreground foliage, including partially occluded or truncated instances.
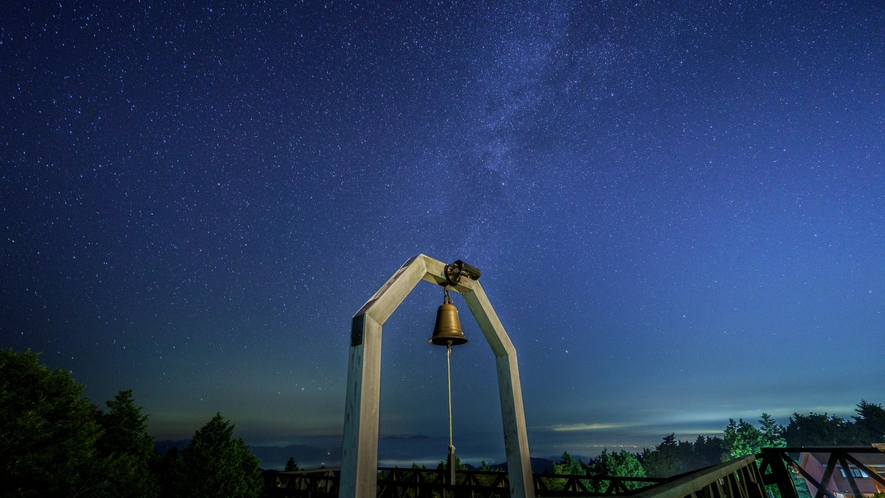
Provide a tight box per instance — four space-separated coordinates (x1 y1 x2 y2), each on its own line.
161 413 263 498
3 348 882 497
0 349 104 497
0 348 262 498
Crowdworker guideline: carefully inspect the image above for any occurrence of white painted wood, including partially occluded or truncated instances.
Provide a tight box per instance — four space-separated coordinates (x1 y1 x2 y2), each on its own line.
461 281 515 357
341 313 384 498
339 327 364 498
496 353 534 498
340 254 535 498
354 255 428 325
463 281 534 498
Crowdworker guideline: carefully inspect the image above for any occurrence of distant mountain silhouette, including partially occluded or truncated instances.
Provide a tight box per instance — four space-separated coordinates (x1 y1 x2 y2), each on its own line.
155 438 340 470
156 435 553 472
487 457 555 474
249 443 342 470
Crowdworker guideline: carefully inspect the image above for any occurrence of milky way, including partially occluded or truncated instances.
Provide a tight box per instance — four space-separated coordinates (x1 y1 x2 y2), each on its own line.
2 1 883 463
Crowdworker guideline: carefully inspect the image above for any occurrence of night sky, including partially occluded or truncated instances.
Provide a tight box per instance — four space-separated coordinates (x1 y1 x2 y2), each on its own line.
2 1 883 465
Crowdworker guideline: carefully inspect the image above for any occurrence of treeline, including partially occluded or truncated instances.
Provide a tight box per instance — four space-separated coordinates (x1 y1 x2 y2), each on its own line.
549 401 885 480
0 349 263 498
4 348 884 496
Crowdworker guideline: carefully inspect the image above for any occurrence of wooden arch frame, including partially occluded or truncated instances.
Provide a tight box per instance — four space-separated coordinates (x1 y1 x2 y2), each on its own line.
339 254 534 498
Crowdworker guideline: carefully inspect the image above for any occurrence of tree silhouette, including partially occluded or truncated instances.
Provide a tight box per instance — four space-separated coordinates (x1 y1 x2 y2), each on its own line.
174 413 263 498
853 400 885 444
94 390 160 498
587 449 647 491
0 348 102 497
785 412 855 446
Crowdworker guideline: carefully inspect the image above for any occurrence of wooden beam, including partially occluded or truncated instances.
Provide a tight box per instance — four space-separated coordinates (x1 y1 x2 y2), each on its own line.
813 453 839 498
837 456 863 498
340 254 534 498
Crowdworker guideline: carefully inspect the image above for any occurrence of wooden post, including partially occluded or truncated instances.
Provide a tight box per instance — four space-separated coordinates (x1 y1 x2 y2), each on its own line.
339 255 535 498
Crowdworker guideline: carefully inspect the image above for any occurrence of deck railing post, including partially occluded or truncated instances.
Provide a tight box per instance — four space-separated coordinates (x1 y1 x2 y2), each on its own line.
759 449 799 498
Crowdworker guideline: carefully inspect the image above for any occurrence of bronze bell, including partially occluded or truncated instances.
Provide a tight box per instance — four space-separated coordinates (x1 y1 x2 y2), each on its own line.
429 289 467 346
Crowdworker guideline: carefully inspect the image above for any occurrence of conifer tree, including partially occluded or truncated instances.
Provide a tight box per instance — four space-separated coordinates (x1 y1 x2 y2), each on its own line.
641 434 692 477
0 349 102 497
549 451 590 492
94 390 160 498
759 413 787 448
722 418 765 459
784 412 855 446
587 449 647 491
176 413 263 498
853 400 885 443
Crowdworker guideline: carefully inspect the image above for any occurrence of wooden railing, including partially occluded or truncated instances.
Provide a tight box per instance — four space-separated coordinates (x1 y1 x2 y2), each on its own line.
630 455 767 498
265 467 666 497
757 446 885 498
267 468 339 497
264 446 885 498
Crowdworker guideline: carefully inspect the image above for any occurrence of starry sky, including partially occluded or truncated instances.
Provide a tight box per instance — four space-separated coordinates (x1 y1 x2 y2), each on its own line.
2 1 883 465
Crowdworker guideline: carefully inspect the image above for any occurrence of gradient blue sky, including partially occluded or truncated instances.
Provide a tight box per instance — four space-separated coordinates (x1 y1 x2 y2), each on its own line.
2 1 882 464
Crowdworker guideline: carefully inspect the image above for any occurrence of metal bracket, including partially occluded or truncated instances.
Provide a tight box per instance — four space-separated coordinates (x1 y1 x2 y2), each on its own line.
444 260 482 286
